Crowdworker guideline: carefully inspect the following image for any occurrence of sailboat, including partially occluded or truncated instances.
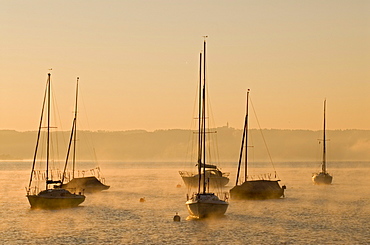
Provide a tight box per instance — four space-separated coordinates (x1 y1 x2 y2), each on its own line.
312 99 333 185
61 77 110 193
229 90 285 200
26 73 85 209
185 38 229 218
179 163 229 189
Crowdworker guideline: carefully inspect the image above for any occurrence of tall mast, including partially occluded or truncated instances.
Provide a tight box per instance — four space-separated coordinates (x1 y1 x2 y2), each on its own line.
46 73 51 190
244 89 250 182
28 74 49 191
322 99 326 173
197 53 202 194
63 77 79 183
202 37 207 194
72 77 79 178
235 89 249 185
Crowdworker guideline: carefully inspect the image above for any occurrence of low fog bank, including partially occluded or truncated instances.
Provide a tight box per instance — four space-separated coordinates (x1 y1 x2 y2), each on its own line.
1 127 370 162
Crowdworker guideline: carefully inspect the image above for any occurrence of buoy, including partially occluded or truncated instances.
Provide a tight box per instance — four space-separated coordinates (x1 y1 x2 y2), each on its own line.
173 212 181 222
176 184 181 188
139 197 146 202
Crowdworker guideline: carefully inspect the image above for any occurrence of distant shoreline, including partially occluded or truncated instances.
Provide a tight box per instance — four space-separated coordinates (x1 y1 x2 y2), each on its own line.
2 128 370 162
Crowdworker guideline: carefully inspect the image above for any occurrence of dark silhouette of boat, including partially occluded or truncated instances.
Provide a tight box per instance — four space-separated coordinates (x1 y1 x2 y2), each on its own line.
27 189 85 209
230 90 285 200
230 179 285 200
62 176 109 193
61 77 109 193
312 100 333 185
26 73 85 209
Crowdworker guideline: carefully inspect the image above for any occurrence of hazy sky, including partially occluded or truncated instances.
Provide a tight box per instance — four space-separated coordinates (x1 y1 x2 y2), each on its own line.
1 1 369 132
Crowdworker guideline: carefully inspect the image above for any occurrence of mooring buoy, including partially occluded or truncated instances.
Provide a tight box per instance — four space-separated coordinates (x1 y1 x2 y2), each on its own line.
173 212 181 222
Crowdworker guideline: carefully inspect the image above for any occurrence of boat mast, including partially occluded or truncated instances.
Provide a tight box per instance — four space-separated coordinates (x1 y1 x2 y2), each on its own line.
63 77 79 183
72 77 79 178
197 52 202 194
244 89 250 182
322 99 327 174
46 73 51 190
28 74 49 192
235 89 249 185
202 37 207 194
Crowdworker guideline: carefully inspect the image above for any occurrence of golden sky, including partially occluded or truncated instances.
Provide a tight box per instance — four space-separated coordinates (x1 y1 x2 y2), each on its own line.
1 1 369 131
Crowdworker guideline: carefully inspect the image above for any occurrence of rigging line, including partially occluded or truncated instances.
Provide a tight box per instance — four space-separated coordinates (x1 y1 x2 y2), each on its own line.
315 130 323 169
248 129 255 174
205 85 220 165
214 127 221 165
28 76 49 190
185 74 201 166
79 82 99 165
63 117 75 182
38 132 46 168
249 96 279 179
51 85 67 165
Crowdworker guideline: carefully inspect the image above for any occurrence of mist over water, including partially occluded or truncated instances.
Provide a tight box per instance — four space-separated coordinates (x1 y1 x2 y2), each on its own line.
1 161 370 244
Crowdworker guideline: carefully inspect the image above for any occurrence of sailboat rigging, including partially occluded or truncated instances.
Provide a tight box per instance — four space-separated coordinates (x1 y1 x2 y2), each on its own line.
61 77 110 193
26 73 85 209
179 42 229 189
185 38 229 218
312 99 333 185
229 90 285 200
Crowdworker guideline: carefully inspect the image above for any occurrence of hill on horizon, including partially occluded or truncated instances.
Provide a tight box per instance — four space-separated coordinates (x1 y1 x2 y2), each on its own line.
1 127 370 162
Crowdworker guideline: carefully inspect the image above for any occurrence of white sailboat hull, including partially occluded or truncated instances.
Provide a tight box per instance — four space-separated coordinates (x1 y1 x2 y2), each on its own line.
186 193 228 218
312 172 333 185
179 167 230 189
27 189 85 209
180 173 229 189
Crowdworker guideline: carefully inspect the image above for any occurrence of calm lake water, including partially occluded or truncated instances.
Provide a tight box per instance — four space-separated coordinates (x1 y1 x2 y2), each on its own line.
1 161 370 244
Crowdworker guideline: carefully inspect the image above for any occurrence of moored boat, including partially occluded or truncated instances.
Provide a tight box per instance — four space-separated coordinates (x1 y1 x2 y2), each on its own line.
26 73 85 209
62 176 109 193
27 188 85 209
186 193 229 218
185 38 228 218
230 89 285 200
230 179 285 200
61 77 109 193
312 100 333 185
179 164 229 189
312 172 333 185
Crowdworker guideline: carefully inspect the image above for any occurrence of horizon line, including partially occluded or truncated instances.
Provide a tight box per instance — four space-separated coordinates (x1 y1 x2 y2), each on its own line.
1 127 370 133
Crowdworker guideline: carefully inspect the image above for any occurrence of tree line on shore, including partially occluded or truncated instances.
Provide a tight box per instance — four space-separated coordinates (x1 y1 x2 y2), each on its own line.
1 127 370 162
